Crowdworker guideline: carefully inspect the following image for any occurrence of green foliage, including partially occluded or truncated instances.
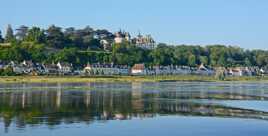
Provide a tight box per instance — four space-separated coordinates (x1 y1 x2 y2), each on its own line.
200 56 208 65
150 44 174 66
1 25 268 69
46 25 65 48
0 30 4 43
111 42 150 66
0 67 16 76
25 27 46 43
54 48 78 64
5 24 14 43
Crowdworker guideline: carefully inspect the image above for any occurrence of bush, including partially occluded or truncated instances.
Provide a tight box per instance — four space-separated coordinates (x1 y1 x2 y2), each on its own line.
0 67 16 76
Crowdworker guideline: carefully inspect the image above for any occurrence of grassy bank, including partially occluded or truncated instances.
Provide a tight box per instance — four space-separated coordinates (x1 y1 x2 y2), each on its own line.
1 75 268 83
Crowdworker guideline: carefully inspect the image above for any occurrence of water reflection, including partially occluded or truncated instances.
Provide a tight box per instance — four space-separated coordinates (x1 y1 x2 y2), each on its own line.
1 82 268 133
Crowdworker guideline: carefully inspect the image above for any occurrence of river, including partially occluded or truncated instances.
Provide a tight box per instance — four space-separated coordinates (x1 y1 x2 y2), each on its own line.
1 82 268 136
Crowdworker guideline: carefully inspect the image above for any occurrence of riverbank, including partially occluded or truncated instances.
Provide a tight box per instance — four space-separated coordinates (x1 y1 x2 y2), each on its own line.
0 75 268 83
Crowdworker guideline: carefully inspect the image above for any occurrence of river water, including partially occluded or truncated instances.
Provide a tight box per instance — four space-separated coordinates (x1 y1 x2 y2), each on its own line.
1 82 268 136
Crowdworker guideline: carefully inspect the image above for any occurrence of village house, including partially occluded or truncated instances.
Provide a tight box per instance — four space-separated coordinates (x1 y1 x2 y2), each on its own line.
34 63 46 75
260 68 268 76
226 68 243 76
8 61 27 74
21 60 35 74
131 64 147 75
84 64 119 75
2 60 44 75
224 67 259 77
150 65 173 75
146 67 156 75
84 64 93 74
19 61 46 75
133 65 195 76
173 66 192 75
3 59 265 77
43 64 59 75
57 62 72 74
194 64 215 76
117 65 130 75
12 64 26 74
84 64 130 76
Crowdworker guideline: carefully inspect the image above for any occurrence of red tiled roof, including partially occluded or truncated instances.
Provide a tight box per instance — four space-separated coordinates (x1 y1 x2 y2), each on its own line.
132 64 145 70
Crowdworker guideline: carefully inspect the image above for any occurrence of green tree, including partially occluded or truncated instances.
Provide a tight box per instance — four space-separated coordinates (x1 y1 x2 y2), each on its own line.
200 56 208 65
46 25 65 48
188 54 196 66
25 27 46 43
0 67 16 76
150 44 174 66
0 30 4 43
53 48 80 66
5 24 14 43
20 42 47 62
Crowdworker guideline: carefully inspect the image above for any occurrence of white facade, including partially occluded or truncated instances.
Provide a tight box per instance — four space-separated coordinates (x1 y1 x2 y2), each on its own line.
131 69 145 75
57 62 72 74
84 64 130 75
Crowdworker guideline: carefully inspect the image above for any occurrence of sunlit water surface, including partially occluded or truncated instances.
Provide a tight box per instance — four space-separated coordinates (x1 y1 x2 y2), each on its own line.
1 82 268 136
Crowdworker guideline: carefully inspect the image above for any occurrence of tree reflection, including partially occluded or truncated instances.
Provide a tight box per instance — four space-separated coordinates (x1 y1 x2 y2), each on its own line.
0 82 268 132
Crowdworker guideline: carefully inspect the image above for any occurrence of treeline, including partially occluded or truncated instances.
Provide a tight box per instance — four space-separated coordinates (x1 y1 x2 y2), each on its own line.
0 25 268 68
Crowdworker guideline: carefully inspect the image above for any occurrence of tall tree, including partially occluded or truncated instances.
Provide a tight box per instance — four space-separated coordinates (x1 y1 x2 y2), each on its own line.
46 25 65 48
0 30 3 43
25 27 46 43
5 24 14 42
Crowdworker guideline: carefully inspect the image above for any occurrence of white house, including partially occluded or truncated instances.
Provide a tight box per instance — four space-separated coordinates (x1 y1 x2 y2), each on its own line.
172 66 192 75
12 65 25 74
84 64 119 75
260 68 266 75
43 64 59 75
228 68 243 76
131 64 147 75
57 62 72 74
195 64 215 76
117 66 130 75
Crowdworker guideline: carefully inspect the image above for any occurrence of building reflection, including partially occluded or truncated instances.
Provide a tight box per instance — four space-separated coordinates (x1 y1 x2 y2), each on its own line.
0 82 268 132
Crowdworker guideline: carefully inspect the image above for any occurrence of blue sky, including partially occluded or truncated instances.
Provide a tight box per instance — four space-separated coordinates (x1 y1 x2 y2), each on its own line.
1 0 268 49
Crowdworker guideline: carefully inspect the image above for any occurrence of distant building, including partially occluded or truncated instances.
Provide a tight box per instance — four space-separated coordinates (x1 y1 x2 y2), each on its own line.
225 67 256 77
57 62 72 74
132 34 155 50
113 31 156 50
260 68 266 75
114 32 123 44
84 63 130 75
84 64 118 75
114 31 131 44
43 64 58 75
117 65 130 75
100 39 110 51
195 63 215 76
131 64 147 75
